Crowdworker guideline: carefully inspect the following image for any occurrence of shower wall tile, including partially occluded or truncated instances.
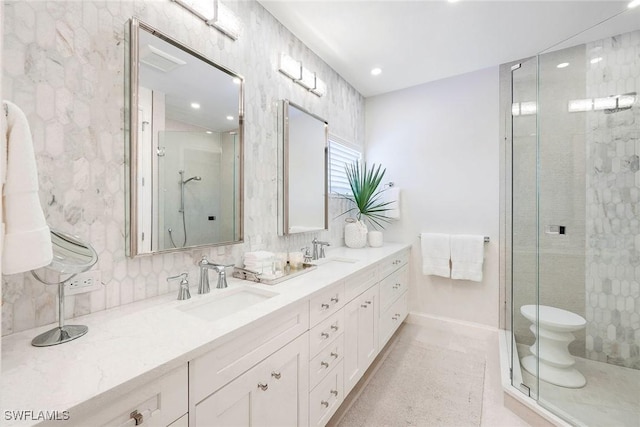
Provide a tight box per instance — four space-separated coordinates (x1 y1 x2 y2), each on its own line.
1 0 365 336
585 30 640 369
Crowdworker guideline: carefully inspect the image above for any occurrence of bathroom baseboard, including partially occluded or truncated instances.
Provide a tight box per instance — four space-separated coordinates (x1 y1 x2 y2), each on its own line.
405 311 499 333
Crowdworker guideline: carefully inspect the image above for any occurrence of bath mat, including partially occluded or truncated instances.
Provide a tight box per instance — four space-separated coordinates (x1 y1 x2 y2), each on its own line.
338 337 486 427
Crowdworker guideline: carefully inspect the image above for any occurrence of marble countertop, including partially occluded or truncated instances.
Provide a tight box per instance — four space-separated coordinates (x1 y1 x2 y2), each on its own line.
1 243 410 427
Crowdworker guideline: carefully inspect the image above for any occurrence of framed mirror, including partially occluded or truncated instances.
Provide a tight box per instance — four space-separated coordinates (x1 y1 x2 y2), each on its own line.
126 19 243 257
278 100 328 235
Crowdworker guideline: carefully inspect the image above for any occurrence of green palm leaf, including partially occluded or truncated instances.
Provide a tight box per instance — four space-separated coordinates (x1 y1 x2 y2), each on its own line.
339 160 394 229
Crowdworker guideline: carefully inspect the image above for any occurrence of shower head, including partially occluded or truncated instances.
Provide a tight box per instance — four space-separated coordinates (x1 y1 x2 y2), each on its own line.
184 176 202 184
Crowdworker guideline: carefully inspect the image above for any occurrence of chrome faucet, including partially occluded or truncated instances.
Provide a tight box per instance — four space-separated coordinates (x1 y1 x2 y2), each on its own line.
311 238 330 260
167 272 191 300
199 256 234 291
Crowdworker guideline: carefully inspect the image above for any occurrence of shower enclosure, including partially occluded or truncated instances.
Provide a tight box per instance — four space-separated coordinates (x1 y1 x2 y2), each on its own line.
503 6 640 426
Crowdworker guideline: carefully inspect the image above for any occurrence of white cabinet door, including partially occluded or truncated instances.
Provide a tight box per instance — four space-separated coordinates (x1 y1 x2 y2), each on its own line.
194 334 309 427
343 284 379 395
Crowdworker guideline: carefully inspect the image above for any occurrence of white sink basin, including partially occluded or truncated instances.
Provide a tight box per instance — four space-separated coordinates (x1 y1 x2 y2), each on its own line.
176 287 278 322
313 256 360 266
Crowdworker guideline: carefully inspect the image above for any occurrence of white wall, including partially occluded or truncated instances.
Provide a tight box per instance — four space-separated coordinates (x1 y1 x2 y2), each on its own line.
365 67 500 327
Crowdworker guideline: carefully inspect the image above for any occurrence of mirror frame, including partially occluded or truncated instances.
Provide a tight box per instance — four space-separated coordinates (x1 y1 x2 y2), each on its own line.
126 18 244 257
278 100 328 235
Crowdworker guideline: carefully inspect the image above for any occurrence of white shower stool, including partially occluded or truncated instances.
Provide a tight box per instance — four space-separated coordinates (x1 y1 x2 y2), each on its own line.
520 304 587 388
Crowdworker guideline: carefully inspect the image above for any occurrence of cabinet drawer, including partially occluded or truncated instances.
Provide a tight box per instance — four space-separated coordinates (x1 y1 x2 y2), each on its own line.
379 264 408 313
309 282 345 327
65 365 188 427
309 361 344 427
344 266 377 301
191 301 308 403
309 309 344 358
378 248 410 280
379 291 408 348
309 333 344 389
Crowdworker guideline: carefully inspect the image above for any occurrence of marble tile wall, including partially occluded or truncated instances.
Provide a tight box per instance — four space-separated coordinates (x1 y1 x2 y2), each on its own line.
585 30 640 369
1 0 365 336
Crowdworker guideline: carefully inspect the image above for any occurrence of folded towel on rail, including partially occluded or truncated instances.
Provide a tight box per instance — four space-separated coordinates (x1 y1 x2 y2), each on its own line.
420 233 451 278
450 234 484 282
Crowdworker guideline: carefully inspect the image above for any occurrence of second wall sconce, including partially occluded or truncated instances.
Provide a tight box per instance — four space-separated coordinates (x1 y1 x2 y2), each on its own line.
279 53 327 97
172 0 241 40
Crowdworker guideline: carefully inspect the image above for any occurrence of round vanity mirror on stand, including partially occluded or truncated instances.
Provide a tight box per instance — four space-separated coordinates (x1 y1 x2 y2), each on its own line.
30 230 98 347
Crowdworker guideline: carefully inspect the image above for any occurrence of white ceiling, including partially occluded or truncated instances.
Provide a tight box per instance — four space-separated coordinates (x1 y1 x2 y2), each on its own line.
258 0 631 97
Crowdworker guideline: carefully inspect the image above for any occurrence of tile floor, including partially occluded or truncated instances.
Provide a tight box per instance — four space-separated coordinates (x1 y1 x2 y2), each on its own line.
334 314 532 427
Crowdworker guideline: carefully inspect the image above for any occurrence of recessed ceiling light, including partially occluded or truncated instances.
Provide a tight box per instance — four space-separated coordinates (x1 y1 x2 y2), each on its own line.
447 0 460 3
226 115 234 121
191 102 201 109
206 131 213 134
628 0 640 9
556 62 570 69
590 57 603 64
371 67 382 76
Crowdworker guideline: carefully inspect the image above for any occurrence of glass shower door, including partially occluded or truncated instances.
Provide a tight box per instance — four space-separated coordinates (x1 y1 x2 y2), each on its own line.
510 56 539 399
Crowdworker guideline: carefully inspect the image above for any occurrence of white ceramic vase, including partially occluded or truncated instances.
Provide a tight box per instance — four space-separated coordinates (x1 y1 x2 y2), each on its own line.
344 219 368 248
368 230 383 247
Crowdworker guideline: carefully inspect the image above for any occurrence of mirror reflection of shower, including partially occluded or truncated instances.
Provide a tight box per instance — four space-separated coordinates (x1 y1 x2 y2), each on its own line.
168 170 202 248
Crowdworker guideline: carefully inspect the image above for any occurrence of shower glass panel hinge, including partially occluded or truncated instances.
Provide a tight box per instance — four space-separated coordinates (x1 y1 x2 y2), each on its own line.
511 63 522 71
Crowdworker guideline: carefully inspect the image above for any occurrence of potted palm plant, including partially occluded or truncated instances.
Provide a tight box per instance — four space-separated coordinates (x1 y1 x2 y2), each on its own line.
340 160 394 248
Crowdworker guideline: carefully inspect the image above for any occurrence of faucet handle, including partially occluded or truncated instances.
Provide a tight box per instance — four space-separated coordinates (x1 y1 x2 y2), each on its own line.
167 273 191 300
199 255 211 266
301 247 313 263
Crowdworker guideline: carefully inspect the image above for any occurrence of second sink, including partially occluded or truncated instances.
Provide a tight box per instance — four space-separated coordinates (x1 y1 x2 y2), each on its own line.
176 287 278 322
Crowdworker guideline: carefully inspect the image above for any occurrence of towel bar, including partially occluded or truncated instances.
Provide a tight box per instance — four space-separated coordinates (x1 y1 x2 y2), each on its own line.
418 234 490 243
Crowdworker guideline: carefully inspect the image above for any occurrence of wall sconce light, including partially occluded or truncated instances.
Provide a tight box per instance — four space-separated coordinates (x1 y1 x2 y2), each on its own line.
568 93 636 113
511 101 537 116
278 53 326 97
172 0 240 40
211 1 241 40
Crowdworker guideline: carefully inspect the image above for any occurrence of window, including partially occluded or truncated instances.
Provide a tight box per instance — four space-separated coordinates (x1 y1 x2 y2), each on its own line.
328 136 362 195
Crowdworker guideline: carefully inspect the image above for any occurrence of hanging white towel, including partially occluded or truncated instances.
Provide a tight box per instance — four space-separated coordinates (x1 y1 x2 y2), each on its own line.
2 101 52 275
383 187 401 219
420 233 450 278
450 234 485 282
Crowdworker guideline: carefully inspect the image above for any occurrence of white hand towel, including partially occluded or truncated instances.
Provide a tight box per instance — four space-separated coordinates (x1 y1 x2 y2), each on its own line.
450 234 485 282
420 233 450 278
2 101 52 275
383 187 401 219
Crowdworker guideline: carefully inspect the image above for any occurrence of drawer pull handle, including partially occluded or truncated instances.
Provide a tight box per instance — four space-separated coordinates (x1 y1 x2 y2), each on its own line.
321 400 329 408
365 300 372 304
321 303 330 310
257 382 269 391
395 313 401 317
130 410 144 426
361 304 368 308
330 389 339 396
321 361 329 368
321 332 330 339
271 371 281 379
331 324 339 331
331 352 339 359
331 297 339 303
392 315 398 320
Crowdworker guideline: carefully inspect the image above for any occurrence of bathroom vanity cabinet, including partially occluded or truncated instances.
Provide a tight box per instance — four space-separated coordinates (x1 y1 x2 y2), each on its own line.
193 334 309 426
343 283 379 395
0 245 410 427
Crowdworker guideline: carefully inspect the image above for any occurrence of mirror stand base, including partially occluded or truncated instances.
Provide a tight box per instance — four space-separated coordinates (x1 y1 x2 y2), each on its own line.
31 325 88 347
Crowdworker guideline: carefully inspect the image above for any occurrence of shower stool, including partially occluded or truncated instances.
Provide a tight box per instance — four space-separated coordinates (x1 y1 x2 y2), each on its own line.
520 304 587 388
